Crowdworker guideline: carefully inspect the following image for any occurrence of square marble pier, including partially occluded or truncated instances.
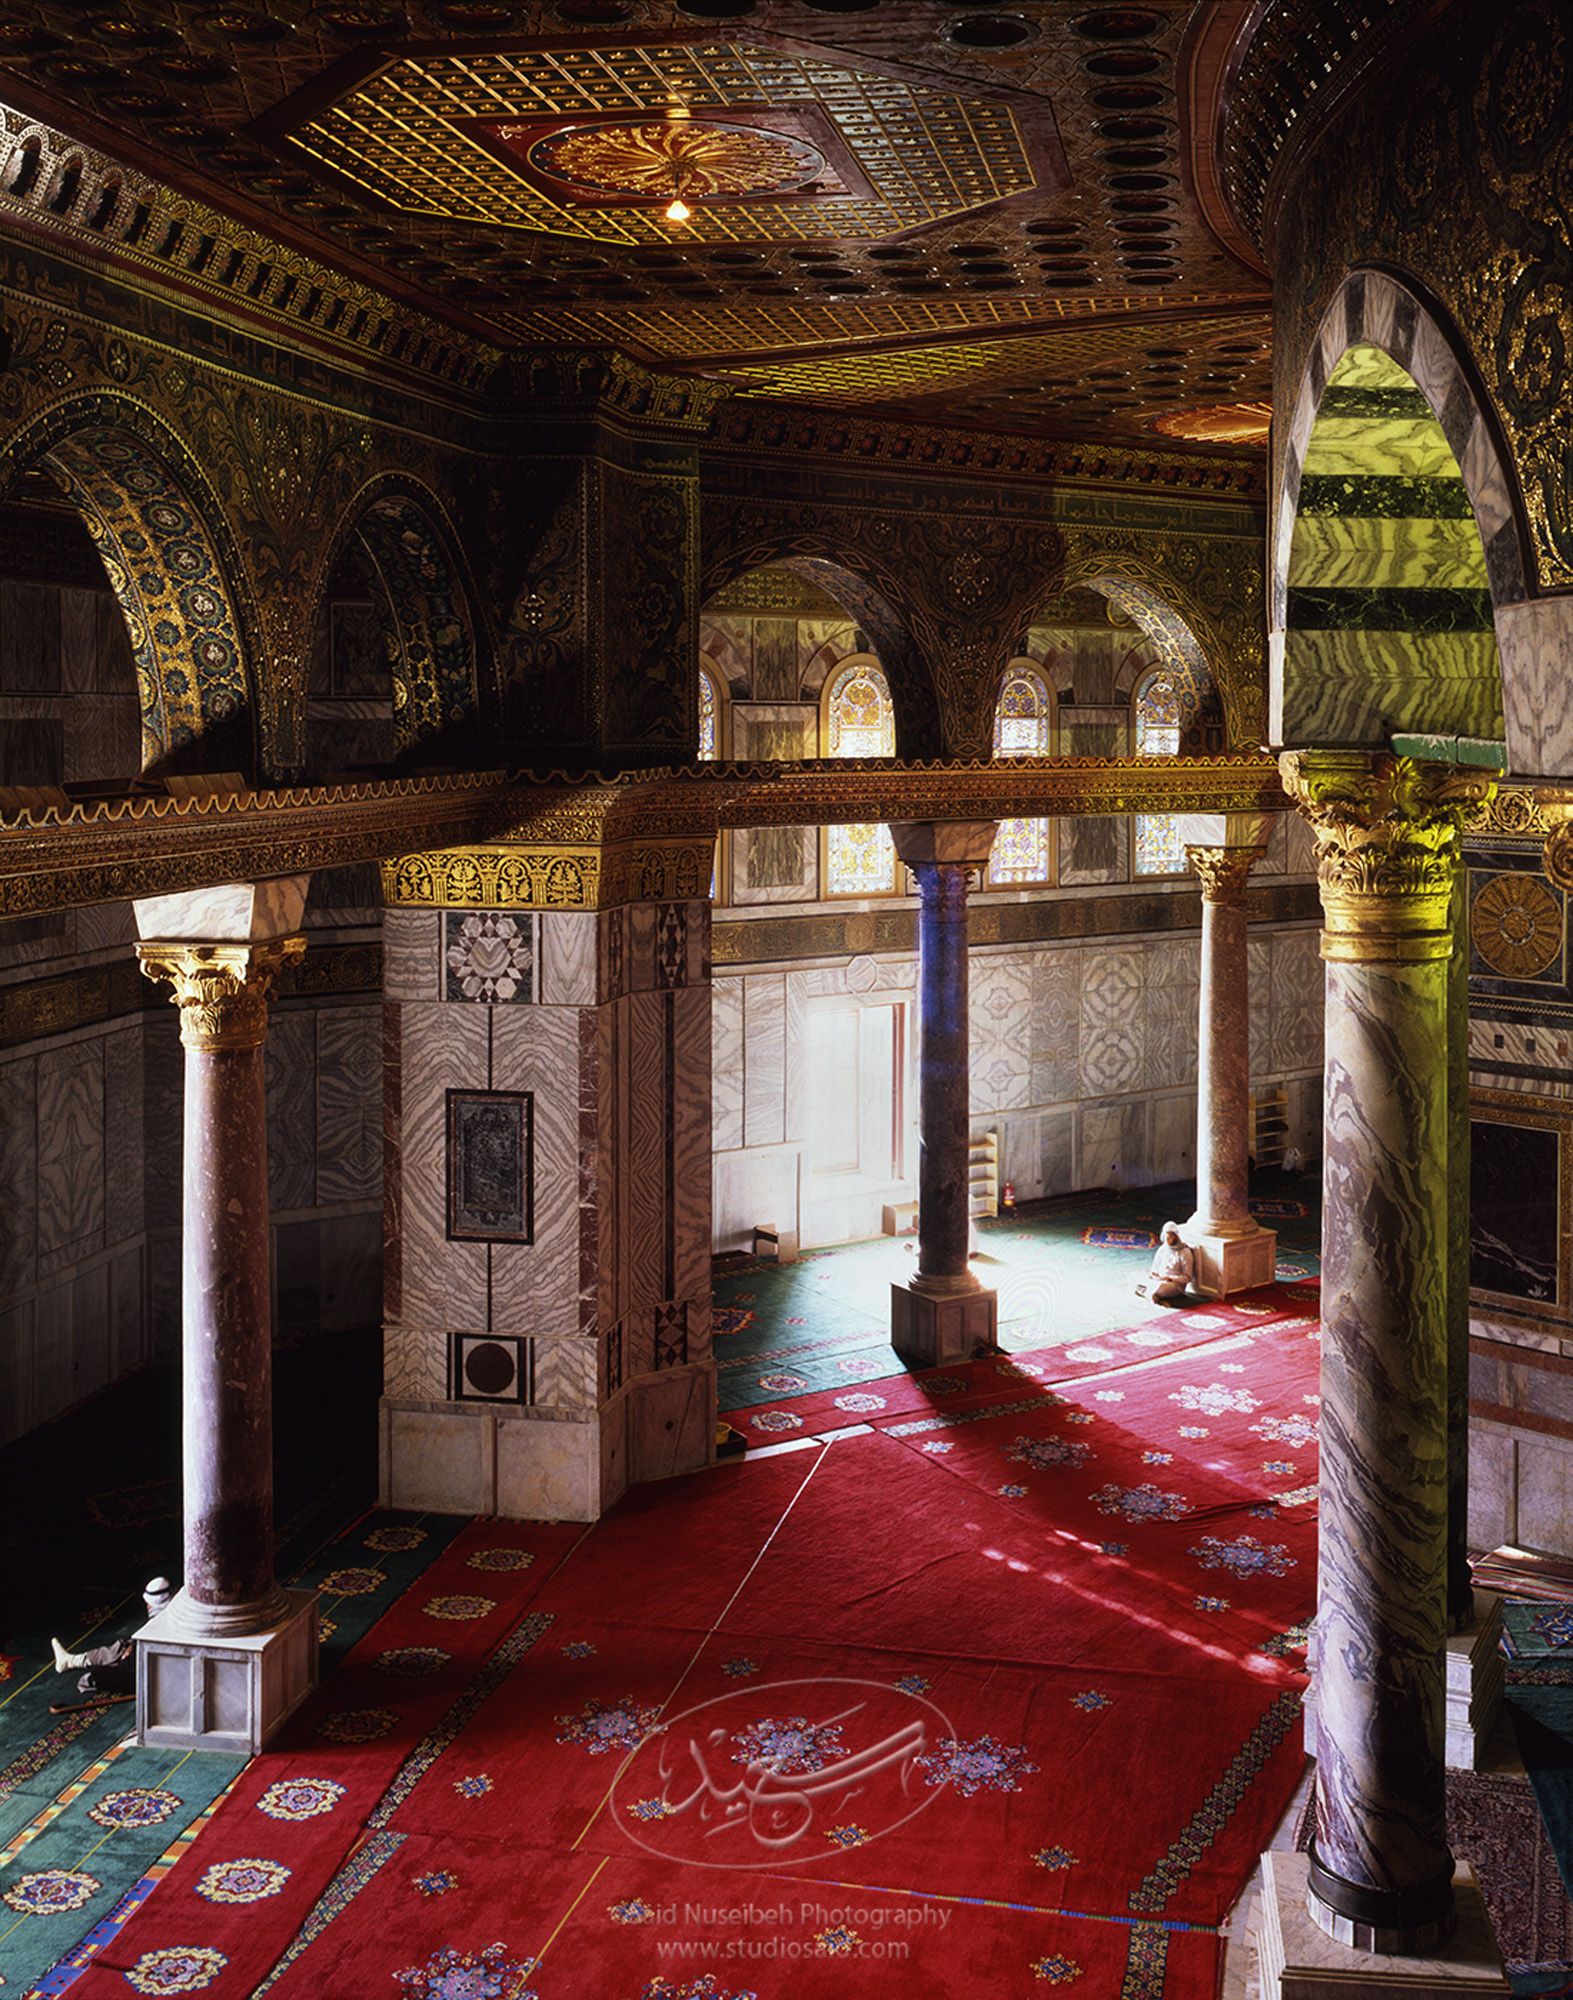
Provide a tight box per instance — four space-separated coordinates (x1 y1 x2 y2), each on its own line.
891 1282 998 1366
1256 1853 1509 1999
1187 1226 1277 1299
135 1589 318 1756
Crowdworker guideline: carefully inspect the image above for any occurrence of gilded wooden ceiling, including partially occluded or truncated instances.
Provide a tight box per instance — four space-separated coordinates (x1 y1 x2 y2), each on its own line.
0 2 1274 450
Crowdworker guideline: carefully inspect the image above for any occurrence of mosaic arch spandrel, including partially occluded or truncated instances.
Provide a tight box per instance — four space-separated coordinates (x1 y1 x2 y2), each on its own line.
0 392 263 779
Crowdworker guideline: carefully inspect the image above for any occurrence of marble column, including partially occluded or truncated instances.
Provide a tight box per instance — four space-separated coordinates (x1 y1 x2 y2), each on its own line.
1445 857 1473 1630
888 821 999 1366
131 878 318 1754
1179 815 1276 1296
1280 752 1493 1957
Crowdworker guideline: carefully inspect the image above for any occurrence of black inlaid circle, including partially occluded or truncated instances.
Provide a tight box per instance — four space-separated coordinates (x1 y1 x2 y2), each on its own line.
464 1341 517 1396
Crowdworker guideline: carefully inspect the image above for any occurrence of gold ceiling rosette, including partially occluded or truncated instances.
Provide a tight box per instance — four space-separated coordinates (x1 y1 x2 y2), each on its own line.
525 119 827 203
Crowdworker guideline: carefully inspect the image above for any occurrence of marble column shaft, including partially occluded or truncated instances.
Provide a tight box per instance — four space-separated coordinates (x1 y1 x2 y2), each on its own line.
136 931 304 1636
1186 844 1264 1235
1282 751 1492 1955
914 859 977 1289
1446 859 1473 1631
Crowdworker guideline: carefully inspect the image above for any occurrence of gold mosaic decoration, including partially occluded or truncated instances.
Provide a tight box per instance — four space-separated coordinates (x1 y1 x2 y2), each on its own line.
518 119 825 202
276 42 1044 247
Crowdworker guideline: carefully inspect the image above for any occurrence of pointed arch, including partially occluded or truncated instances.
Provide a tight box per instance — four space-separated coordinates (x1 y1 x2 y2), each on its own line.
313 475 490 769
1272 271 1517 754
0 394 262 778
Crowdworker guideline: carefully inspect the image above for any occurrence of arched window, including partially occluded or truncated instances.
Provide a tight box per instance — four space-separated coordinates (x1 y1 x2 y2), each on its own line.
698 662 722 761
990 662 1052 885
824 656 896 897
1133 665 1185 876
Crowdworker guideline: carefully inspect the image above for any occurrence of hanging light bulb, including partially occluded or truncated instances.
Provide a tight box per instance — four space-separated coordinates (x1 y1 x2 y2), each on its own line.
665 192 691 224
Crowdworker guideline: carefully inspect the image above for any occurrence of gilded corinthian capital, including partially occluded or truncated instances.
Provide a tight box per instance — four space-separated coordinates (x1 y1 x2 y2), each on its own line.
1186 844 1264 904
1278 751 1495 963
136 937 305 1051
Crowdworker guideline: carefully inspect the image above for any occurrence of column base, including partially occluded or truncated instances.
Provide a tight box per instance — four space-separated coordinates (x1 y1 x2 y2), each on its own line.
1445 1592 1505 1771
1256 1852 1508 1997
1181 1223 1277 1298
891 1281 998 1366
380 1363 716 1524
135 1588 317 1756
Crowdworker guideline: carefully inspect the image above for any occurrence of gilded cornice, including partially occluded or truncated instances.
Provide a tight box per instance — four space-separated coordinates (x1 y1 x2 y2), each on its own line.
709 397 1267 502
0 110 497 395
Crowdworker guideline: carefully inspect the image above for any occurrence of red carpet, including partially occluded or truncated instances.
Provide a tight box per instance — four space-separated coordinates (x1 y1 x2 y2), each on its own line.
730 1282 1319 1440
57 1313 1318 1999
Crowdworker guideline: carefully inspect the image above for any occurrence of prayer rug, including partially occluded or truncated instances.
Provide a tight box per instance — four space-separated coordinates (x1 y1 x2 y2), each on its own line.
1080 1226 1158 1249
1248 1199 1308 1220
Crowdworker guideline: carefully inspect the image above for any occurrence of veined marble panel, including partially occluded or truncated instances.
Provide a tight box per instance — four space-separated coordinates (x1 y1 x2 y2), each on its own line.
711 976 745 1152
1247 936 1273 1078
266 1008 318 1212
1059 706 1128 757
624 989 669 1318
714 1145 801 1255
1029 948 1080 1106
0 1297 36 1447
626 903 657 997
730 824 817 907
1151 1092 1198 1181
670 984 712 1312
1060 814 1127 886
142 1023 183 1232
317 1005 381 1206
489 1003 580 1343
1499 596 1573 780
540 913 598 1008
1078 1098 1149 1189
0 1057 36 1293
1001 1107 1075 1203
383 908 440 1003
1079 946 1144 1097
1269 931 1325 1073
1291 514 1490 590
1144 956 1198 1089
102 1024 145 1247
970 953 1032 1114
743 974 786 1149
534 1334 598 1410
37 1041 103 1271
394 999 489 1331
1285 811 1318 878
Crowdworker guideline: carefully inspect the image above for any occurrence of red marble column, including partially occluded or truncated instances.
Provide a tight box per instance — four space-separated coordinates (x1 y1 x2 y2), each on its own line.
137 919 303 1637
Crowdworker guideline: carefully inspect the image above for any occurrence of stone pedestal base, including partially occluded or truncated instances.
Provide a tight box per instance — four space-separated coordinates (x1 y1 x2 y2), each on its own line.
380 1363 715 1524
135 1588 317 1755
891 1281 998 1366
1256 1853 1508 1998
1184 1225 1277 1298
1445 1592 1504 1771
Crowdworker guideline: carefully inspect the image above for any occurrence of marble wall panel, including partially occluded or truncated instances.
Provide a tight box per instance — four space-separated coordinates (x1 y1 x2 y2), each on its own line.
488 1003 580 1343
533 1334 598 1410
108 1242 146 1383
382 909 440 1003
714 1146 801 1254
36 1041 103 1273
0 1058 36 1295
143 1020 183 1233
623 989 670 1322
1517 1432 1573 1556
1060 814 1127 886
1246 935 1273 1079
0 1298 35 1447
32 1276 72 1425
316 1004 380 1205
626 903 657 996
743 974 786 1149
75 901 135 953
712 976 745 1152
1269 931 1325 1074
970 953 1032 1113
1467 1425 1517 1552
1151 1092 1199 1181
102 1023 145 1246
1286 811 1319 878
1144 961 1199 1090
1078 1097 1150 1189
1079 946 1145 1097
1059 706 1128 757
383 1320 446 1401
266 1009 318 1212
540 913 598 1007
670 984 712 1311
730 824 817 906
1001 1107 1076 1203
394 999 489 1331
316 1211 380 1332
1029 948 1080 1105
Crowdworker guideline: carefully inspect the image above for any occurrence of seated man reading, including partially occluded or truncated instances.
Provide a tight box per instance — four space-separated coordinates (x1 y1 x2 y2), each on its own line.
1145 1223 1195 1305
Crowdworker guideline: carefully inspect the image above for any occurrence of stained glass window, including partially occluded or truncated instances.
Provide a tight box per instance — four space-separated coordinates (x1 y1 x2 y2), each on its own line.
825 657 896 896
991 664 1051 885
698 667 720 761
1133 666 1184 875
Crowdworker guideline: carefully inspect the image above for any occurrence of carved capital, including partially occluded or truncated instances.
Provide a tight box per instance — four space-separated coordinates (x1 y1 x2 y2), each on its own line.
1186 844 1264 904
136 937 305 1051
1278 751 1495 963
